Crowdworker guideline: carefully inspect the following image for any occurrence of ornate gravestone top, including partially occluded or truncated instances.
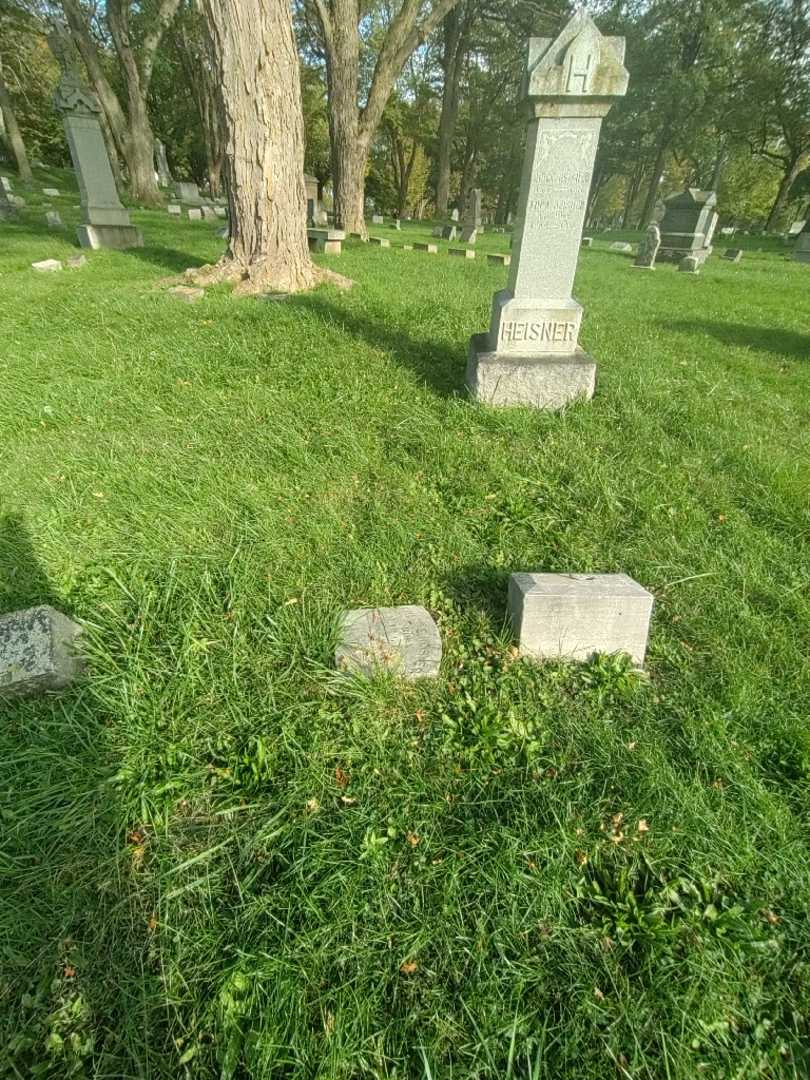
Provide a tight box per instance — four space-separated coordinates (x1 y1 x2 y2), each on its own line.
633 223 661 270
49 26 101 115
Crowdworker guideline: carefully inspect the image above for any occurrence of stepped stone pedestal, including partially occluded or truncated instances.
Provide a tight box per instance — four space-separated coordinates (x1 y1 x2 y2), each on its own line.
467 11 629 409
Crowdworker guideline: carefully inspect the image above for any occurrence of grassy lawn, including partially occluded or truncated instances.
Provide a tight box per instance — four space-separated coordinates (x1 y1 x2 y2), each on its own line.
2 168 810 1079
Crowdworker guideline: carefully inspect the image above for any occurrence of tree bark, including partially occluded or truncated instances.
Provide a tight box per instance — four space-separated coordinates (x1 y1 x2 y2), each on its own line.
314 0 462 236
435 6 468 217
194 0 340 294
0 63 33 183
765 155 805 232
638 131 670 228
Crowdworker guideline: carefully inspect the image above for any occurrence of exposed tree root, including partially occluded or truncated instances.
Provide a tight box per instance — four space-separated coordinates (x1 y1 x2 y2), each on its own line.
183 257 352 295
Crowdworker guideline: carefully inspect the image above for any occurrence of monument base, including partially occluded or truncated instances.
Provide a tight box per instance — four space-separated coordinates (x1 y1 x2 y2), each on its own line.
77 223 143 250
466 333 596 410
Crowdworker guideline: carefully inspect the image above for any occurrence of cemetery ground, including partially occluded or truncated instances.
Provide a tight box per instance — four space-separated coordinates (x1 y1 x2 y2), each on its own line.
2 171 810 1079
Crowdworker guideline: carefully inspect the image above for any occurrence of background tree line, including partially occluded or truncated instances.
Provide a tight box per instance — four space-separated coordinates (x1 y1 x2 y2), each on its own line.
1 0 808 231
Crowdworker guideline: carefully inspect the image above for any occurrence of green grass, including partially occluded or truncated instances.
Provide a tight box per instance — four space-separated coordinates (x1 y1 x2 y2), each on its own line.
2 165 810 1078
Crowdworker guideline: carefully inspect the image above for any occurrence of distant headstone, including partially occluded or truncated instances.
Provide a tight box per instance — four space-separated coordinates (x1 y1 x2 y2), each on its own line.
508 573 653 666
154 139 173 186
201 206 217 220
678 255 700 274
214 206 227 218
175 181 201 203
794 221 810 264
0 606 83 697
371 214 384 225
460 188 482 243
335 606 442 680
467 11 629 409
610 241 633 253
45 210 62 228
49 27 143 249
581 237 592 248
722 249 743 262
42 187 60 197
0 176 12 193
188 208 203 221
450 208 459 222
449 247 475 259
402 243 413 250
720 226 735 237
67 254 87 268
369 236 390 247
487 253 511 266
168 285 205 303
167 203 181 216
0 183 18 220
787 220 805 238
393 219 401 230
414 242 438 253
32 259 63 272
441 225 457 241
658 188 718 263
431 225 444 237
633 223 660 269
10 196 26 209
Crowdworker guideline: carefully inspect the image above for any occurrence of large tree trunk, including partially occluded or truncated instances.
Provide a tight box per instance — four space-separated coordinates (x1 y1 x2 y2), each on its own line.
435 7 465 217
765 155 804 232
194 0 333 293
0 64 33 183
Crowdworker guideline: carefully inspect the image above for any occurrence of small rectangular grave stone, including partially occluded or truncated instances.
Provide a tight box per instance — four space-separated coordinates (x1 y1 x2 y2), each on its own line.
508 573 653 666
336 606 442 680
678 255 700 273
202 206 217 220
0 176 12 192
487 253 511 266
449 247 475 259
610 241 633 253
0 605 83 697
45 210 62 228
442 225 457 241
175 181 201 203
167 203 181 215
722 249 742 262
32 259 62 272
369 236 390 247
188 208 203 220
371 214 384 225
414 242 438 253
581 237 593 248
42 187 60 196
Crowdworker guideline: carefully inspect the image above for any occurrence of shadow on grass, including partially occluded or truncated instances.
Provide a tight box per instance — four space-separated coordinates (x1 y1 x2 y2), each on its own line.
661 319 810 362
0 513 61 612
125 244 207 273
287 289 465 397
440 562 512 622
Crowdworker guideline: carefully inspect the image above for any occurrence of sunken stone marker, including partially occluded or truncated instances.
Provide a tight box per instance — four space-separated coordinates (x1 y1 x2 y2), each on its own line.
722 248 743 263
793 221 810 264
371 214 384 225
336 606 442 680
610 241 632 252
167 203 181 216
49 27 143 250
633 222 660 269
175 181 201 203
0 605 83 697
0 182 18 220
467 10 629 409
508 573 654 666
46 210 62 228
188 208 202 221
0 176 12 193
32 259 63 272
678 255 700 274
442 225 457 241
414 242 438 253
43 187 60 197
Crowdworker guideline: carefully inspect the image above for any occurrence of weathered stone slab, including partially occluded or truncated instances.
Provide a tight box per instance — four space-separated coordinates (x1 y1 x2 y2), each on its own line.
441 225 457 241
678 255 700 274
581 237 592 248
201 206 217 220
658 188 717 262
449 247 475 259
0 176 12 192
450 208 459 222
792 223 810 263
308 228 343 254
487 253 511 266
168 285 204 302
32 259 62 272
431 225 444 237
508 572 653 665
369 236 390 247
42 187 60 196
722 249 743 262
610 241 633 253
0 605 83 697
175 181 201 203
45 210 62 228
335 605 442 679
167 203 181 215
371 214 384 225
188 208 203 221
214 207 227 217
67 254 87 268
633 223 660 269
467 11 628 410
414 242 438 253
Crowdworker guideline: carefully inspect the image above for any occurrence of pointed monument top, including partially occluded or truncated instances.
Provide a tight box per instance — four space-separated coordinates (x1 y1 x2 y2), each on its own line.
526 9 628 101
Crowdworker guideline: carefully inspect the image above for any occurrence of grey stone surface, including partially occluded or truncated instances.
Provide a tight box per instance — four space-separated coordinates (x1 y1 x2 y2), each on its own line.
459 226 478 244
402 243 414 250
658 188 717 262
46 210 62 228
188 208 203 221
633 223 660 269
441 225 457 241
51 38 143 250
610 241 633 252
508 573 653 666
449 246 475 259
460 188 481 243
787 220 806 238
0 605 83 697
175 181 201 203
32 259 63 272
487 253 511 266
467 334 596 409
431 225 444 237
793 223 810 263
0 176 12 192
335 605 442 679
214 206 227 218
67 254 87 268
414 242 438 253
467 10 628 410
168 285 204 302
581 236 592 248
450 208 459 221
678 255 700 274
308 227 344 254
167 203 181 215
42 187 60 196
154 139 173 186
369 236 390 247
371 214 384 225
722 248 743 262
393 219 401 230
201 206 217 220
0 183 18 220
10 195 26 208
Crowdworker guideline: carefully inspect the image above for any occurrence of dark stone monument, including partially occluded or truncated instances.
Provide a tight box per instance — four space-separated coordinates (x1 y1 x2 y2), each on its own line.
633 222 661 269
658 188 718 264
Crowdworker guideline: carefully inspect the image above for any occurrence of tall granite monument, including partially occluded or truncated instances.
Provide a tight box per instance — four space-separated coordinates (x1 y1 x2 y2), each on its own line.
467 10 629 409
460 188 482 243
657 188 718 263
154 140 173 187
50 29 142 250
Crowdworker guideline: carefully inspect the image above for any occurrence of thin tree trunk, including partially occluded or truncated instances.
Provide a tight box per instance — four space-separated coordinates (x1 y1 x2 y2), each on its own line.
0 65 33 183
194 0 339 293
765 156 803 232
435 7 465 217
638 132 670 228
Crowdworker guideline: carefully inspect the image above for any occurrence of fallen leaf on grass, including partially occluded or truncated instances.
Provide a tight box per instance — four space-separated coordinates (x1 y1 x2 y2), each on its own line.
335 766 350 789
399 961 418 975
